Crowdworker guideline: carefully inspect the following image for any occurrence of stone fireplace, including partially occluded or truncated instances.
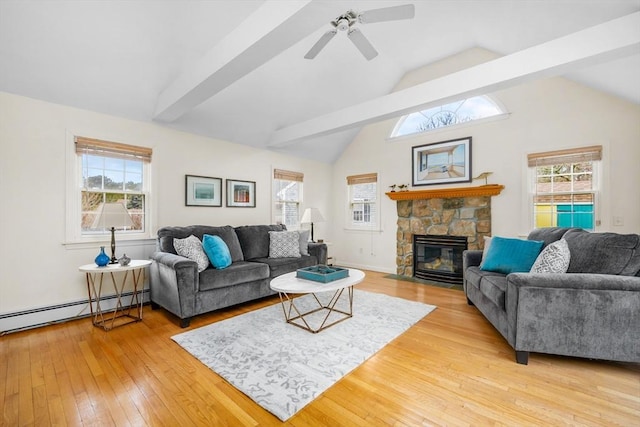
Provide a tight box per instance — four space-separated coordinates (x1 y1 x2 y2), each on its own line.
387 185 504 278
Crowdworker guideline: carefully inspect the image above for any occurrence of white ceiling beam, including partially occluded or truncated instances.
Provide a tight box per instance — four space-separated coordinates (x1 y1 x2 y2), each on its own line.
269 11 640 147
153 0 334 122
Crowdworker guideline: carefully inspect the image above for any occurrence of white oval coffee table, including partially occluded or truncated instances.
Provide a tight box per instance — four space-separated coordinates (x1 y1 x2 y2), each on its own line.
270 268 365 333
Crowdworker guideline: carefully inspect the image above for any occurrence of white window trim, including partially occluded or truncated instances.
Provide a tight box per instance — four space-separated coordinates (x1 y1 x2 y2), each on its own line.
387 95 510 142
64 130 153 246
271 168 303 230
525 145 605 232
344 173 382 232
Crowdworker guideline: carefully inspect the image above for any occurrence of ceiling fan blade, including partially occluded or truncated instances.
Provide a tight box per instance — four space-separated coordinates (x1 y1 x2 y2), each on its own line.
304 30 337 59
359 4 415 24
347 28 378 60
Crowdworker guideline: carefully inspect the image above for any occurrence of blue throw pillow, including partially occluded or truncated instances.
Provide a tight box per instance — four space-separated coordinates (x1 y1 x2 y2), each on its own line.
202 234 232 269
480 236 544 274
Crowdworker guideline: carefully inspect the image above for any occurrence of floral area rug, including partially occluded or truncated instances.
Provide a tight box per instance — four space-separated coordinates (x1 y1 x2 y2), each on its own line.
171 289 436 421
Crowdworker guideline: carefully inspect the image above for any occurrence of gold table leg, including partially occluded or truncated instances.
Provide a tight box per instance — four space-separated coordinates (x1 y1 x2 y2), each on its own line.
278 286 354 333
85 267 145 331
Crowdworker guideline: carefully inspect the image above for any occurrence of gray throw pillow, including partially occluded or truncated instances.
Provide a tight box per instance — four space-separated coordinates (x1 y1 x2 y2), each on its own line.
269 231 301 258
298 229 310 256
530 238 571 273
174 235 209 272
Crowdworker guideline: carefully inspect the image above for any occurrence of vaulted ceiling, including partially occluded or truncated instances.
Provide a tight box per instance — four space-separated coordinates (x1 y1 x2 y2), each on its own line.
1 1 639 163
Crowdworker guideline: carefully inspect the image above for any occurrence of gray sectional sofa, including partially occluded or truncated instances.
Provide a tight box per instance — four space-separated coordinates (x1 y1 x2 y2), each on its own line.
463 227 640 364
150 224 327 327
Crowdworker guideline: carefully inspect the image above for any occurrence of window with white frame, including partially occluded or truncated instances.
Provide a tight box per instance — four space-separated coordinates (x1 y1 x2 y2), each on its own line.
273 169 303 230
390 95 505 138
75 136 151 238
347 173 378 229
528 145 601 231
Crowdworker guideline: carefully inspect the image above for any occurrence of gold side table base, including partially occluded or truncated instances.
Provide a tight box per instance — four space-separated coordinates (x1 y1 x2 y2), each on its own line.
277 286 354 333
85 266 145 331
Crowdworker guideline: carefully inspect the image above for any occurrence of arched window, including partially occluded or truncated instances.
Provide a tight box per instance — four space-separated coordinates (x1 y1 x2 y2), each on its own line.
390 95 506 138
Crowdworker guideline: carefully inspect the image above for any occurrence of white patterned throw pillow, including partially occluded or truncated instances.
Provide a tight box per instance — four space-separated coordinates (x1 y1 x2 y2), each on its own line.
530 238 571 273
269 231 301 258
174 235 209 272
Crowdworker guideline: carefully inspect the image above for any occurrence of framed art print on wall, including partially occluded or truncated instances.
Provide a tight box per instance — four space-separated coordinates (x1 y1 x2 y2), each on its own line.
185 175 222 207
412 137 472 186
226 179 256 207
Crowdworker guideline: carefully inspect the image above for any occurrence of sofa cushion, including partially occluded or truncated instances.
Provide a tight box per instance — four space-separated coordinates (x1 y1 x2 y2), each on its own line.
235 224 286 260
298 229 310 256
198 261 269 291
480 236 544 274
527 227 577 248
173 235 209 273
465 265 505 292
158 225 244 262
479 275 508 310
202 234 232 269
563 229 640 276
252 255 318 278
269 231 301 258
530 238 571 273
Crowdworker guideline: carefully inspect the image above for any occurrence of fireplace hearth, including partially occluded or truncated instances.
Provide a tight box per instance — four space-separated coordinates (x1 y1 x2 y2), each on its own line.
413 235 468 285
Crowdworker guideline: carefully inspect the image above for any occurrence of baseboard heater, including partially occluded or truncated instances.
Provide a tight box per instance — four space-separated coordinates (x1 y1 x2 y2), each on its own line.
0 289 150 335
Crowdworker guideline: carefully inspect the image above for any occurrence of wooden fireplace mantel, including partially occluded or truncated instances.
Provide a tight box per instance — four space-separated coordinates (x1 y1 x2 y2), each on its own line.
385 184 505 201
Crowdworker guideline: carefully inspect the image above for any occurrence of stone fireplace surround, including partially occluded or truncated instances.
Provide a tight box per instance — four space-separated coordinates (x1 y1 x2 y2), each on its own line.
387 185 504 277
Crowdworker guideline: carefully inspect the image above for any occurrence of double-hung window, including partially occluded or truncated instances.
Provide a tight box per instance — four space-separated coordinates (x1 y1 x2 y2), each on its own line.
347 173 378 229
273 169 303 230
75 136 151 239
528 145 601 231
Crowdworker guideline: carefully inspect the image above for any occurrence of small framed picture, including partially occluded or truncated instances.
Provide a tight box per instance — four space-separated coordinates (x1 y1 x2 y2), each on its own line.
226 179 256 208
412 137 472 186
185 175 222 207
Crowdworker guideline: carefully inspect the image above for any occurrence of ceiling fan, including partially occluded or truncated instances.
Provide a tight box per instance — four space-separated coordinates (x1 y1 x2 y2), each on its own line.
304 4 415 61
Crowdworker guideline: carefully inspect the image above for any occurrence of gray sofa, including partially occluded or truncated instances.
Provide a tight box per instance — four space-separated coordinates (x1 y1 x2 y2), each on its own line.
463 227 640 364
150 224 327 327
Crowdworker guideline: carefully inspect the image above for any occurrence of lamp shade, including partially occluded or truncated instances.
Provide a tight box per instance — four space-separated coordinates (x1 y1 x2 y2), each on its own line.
301 208 324 224
91 202 134 231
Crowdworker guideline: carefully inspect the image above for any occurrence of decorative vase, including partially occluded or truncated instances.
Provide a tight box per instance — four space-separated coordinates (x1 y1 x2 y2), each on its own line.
95 246 110 267
118 253 131 266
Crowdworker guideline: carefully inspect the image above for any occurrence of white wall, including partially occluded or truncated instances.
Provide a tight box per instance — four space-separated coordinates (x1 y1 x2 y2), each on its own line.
331 49 640 273
0 92 332 331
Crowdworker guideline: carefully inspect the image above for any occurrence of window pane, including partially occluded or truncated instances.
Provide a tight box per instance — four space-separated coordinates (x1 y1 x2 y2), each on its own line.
80 150 146 235
533 160 595 231
391 95 503 137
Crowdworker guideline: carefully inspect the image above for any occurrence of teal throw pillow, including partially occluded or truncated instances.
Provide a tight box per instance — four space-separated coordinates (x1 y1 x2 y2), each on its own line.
202 234 232 269
480 236 544 274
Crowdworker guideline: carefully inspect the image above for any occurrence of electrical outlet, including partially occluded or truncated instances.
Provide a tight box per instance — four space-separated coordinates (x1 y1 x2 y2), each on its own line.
359 247 363 254
613 216 624 226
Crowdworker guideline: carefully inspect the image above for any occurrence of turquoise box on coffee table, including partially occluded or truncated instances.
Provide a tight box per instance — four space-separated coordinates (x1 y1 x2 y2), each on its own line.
296 265 349 283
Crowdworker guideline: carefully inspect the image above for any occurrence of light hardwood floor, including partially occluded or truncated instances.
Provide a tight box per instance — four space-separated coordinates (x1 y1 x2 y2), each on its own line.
2 270 639 426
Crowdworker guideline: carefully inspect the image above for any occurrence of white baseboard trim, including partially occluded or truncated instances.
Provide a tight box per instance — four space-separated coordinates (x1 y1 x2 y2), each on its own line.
335 262 395 274
0 289 150 335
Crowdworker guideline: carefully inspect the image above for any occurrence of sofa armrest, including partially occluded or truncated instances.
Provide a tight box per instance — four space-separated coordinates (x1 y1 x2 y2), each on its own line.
149 251 199 321
463 250 483 270
308 242 328 265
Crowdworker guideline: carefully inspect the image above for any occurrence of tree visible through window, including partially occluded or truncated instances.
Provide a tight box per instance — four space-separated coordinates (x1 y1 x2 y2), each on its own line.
76 137 150 236
529 146 601 231
390 95 504 138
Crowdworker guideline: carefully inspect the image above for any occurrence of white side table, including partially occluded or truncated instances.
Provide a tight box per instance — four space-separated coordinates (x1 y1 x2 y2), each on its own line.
79 259 151 331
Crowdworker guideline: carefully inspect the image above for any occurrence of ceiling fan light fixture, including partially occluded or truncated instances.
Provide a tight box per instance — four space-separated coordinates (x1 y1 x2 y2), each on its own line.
336 18 350 32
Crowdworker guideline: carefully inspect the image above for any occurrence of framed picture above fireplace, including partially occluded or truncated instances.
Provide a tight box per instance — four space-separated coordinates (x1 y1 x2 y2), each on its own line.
412 137 472 186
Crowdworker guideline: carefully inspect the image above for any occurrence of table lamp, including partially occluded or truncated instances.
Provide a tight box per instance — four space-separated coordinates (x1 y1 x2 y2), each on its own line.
301 208 324 242
93 202 134 264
